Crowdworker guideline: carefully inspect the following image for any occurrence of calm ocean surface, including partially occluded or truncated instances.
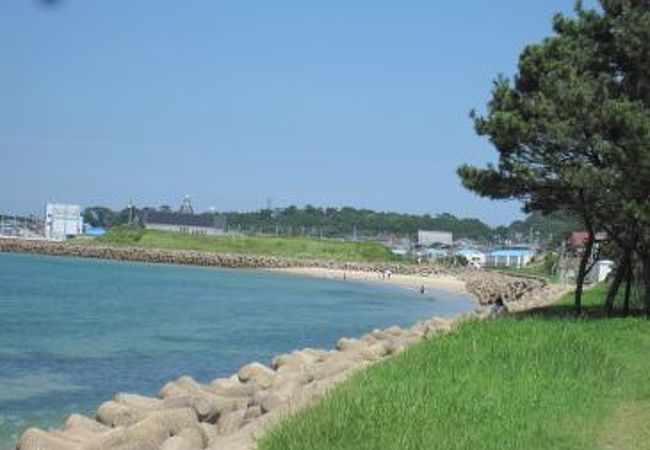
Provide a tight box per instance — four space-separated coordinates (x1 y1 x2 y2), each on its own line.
0 252 475 447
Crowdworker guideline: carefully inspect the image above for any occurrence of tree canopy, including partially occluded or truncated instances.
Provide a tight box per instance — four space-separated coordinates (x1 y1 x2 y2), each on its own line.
458 0 650 314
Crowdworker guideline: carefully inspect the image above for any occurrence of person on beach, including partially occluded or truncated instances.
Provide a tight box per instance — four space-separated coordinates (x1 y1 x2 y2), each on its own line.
419 285 425 294
488 297 508 317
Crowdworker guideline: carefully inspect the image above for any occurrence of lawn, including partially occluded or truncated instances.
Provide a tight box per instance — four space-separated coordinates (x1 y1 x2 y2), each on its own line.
87 227 398 263
259 286 650 450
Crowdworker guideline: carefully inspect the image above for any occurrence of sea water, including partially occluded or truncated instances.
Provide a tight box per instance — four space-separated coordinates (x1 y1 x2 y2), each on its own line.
0 252 475 448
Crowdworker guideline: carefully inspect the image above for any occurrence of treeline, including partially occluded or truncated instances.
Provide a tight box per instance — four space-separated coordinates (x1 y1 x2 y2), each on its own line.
224 207 494 241
83 204 578 244
497 212 581 247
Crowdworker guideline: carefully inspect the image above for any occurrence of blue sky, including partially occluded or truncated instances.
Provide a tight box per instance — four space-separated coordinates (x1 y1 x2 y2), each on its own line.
1 1 586 225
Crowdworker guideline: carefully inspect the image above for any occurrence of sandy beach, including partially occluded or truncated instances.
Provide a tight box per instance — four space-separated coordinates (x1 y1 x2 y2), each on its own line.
267 267 469 295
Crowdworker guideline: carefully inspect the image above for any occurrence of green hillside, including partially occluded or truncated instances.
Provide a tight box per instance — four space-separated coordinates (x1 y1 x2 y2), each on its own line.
260 285 650 450
89 227 399 263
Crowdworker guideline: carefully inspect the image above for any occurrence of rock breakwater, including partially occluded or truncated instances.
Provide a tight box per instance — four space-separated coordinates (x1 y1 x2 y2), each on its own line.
459 271 548 305
17 316 459 450
0 238 445 275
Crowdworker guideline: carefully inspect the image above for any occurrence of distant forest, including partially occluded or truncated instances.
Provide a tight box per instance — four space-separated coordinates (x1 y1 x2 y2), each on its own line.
83 205 580 244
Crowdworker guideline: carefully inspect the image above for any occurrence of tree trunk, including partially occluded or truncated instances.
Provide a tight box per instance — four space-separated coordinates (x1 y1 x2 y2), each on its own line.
575 231 595 315
604 253 629 316
643 255 650 319
623 260 632 316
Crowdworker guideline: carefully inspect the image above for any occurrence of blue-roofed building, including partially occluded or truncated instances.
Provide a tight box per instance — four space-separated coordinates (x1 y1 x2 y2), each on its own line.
487 247 536 268
84 226 107 237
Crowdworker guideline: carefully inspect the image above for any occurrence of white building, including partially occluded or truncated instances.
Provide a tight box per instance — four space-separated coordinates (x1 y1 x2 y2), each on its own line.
455 248 487 266
45 203 83 240
143 211 227 235
418 230 453 247
588 260 615 283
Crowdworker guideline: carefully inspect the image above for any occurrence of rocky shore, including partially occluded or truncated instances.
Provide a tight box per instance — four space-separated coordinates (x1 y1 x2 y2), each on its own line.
4 238 561 450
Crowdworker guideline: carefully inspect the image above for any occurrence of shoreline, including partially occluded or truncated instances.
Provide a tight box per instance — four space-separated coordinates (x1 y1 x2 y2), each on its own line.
265 267 469 296
0 237 548 305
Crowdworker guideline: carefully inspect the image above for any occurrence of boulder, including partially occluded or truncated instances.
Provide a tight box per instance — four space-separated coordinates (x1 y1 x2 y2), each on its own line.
159 376 204 399
122 415 170 448
216 409 247 435
163 394 239 423
243 405 263 420
237 362 276 389
335 337 362 352
96 400 143 427
17 428 82 450
385 325 404 336
199 423 220 447
159 381 192 400
311 359 355 381
177 425 208 449
209 375 257 398
115 392 163 411
175 376 204 393
252 381 301 413
147 408 199 435
272 369 314 387
358 342 389 361
271 350 318 370
160 436 194 450
63 413 109 436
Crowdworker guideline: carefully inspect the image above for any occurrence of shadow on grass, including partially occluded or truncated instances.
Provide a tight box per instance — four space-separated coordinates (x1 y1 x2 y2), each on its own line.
502 282 648 321
515 303 649 321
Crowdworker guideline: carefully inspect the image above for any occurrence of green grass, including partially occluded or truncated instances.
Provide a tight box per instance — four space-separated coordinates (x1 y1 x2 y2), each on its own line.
86 227 398 263
486 263 560 283
259 287 650 450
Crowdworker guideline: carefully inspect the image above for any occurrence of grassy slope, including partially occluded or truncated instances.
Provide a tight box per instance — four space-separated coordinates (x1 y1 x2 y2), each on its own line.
87 228 397 263
260 286 650 450
485 263 560 283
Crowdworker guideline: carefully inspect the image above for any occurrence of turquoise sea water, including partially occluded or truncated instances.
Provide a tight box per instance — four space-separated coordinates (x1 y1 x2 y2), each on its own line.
0 252 475 447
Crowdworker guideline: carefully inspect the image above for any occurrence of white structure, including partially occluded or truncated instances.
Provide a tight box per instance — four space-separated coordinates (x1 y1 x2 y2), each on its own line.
45 203 83 240
455 249 487 266
588 260 615 283
143 211 227 235
418 230 453 246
